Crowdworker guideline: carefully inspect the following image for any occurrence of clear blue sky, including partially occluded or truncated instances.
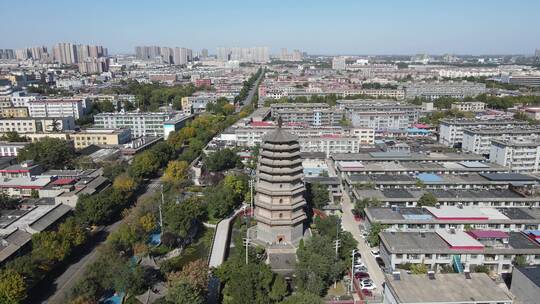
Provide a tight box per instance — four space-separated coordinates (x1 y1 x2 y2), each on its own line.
1 0 538 55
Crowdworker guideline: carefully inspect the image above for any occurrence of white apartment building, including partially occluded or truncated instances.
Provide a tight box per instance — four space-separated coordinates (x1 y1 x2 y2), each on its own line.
490 139 540 173
94 111 184 138
405 82 487 100
332 56 346 70
28 99 86 119
10 91 38 107
463 126 540 155
337 101 420 130
450 101 486 112
0 141 29 157
379 229 540 275
439 119 528 147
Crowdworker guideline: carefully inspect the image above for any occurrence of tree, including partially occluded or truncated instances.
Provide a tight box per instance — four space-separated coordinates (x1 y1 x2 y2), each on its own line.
0 269 27 304
139 213 157 233
410 263 429 274
162 160 190 184
166 279 205 304
0 194 19 209
203 148 242 172
168 259 209 293
0 131 27 142
113 174 137 193
129 150 161 179
17 137 76 169
418 192 438 207
471 265 490 274
513 255 528 267
269 275 288 302
217 261 276 304
296 235 345 296
279 292 324 304
305 182 330 209
164 197 206 238
353 197 380 217
367 222 385 247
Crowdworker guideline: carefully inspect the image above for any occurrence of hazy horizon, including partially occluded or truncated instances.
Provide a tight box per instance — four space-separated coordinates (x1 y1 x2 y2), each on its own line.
1 0 539 56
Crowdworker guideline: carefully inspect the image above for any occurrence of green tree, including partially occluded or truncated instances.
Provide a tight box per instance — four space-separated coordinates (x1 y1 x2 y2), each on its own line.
0 269 27 304
17 137 76 169
203 148 242 172
162 160 190 184
410 263 429 274
279 292 324 304
367 222 385 247
269 275 288 302
305 182 330 209
513 255 528 267
129 150 161 179
164 197 206 238
296 235 345 296
166 279 205 304
418 192 438 207
0 131 27 142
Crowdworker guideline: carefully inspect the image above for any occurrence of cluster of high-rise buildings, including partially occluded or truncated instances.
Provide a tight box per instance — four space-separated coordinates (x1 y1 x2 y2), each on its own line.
134 46 193 65
279 48 304 61
216 46 269 63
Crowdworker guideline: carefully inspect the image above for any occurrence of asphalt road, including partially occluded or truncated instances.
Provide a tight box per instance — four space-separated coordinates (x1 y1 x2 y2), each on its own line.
237 68 264 111
41 178 162 304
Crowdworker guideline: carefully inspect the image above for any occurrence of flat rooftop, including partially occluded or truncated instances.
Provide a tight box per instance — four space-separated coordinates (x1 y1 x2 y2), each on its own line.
357 188 533 202
332 151 485 162
385 271 513 303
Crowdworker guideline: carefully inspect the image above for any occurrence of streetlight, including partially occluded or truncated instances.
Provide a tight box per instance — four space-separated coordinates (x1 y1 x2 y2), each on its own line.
350 249 357 293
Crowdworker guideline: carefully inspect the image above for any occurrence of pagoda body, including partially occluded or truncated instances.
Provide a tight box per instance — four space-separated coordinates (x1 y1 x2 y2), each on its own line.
254 124 307 246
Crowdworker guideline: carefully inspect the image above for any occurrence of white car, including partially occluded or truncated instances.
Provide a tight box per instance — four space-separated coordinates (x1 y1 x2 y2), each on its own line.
360 281 376 290
371 249 380 258
354 266 368 273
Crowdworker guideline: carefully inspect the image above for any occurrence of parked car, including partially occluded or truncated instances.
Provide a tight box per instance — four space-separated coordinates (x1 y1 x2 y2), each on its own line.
355 272 370 279
355 259 365 267
354 266 368 273
360 281 376 290
360 278 374 285
371 249 380 258
361 231 368 239
375 257 385 268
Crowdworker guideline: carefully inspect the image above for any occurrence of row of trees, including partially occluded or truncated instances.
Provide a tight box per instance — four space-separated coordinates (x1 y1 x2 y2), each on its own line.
234 68 263 103
102 80 196 111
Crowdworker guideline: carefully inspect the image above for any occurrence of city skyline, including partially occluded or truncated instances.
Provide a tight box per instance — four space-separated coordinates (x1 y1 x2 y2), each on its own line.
1 0 539 55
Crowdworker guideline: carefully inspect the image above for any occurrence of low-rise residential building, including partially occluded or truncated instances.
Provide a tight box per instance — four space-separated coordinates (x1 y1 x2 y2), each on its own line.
0 204 72 235
0 107 29 118
0 176 51 197
463 126 540 155
439 119 528 147
379 229 540 275
405 82 487 100
337 100 420 129
0 117 76 134
0 229 32 266
28 98 86 119
70 128 131 149
450 101 486 112
383 271 513 304
490 139 540 173
94 111 190 138
364 206 540 233
180 95 219 115
510 266 540 304
353 188 540 208
270 103 343 126
0 141 29 157
0 161 43 178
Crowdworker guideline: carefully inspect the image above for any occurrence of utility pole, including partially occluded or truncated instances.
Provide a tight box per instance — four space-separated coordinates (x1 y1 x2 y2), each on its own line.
243 237 251 265
350 249 357 293
334 217 341 288
250 176 254 217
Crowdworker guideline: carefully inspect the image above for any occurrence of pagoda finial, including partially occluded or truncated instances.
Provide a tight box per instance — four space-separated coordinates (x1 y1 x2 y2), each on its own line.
277 116 283 128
